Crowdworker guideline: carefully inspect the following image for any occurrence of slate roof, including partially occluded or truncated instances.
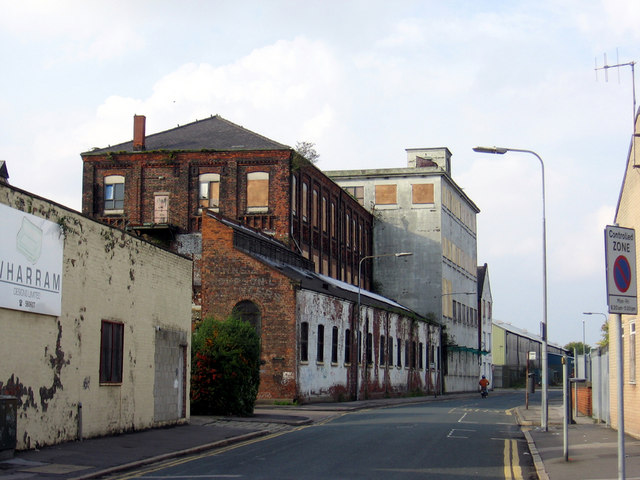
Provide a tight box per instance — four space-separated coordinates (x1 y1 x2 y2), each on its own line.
83 115 290 155
208 211 423 318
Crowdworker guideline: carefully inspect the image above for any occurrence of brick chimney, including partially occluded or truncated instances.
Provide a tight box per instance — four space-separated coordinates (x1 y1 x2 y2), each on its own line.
133 115 146 151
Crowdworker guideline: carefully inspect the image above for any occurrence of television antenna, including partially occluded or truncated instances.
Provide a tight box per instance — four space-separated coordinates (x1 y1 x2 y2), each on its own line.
595 50 638 166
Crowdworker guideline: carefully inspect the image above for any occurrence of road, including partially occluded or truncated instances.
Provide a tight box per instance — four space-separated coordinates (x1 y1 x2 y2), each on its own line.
107 393 536 479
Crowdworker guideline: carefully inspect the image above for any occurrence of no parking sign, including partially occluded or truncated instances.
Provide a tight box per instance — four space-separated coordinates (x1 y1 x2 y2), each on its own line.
605 225 637 314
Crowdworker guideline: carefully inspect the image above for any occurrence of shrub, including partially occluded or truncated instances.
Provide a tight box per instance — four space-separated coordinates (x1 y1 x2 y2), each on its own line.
191 315 260 416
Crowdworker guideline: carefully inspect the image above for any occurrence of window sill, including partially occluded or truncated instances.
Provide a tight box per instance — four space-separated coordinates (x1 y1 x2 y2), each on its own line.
99 382 122 386
300 360 309 365
247 207 269 214
103 210 124 215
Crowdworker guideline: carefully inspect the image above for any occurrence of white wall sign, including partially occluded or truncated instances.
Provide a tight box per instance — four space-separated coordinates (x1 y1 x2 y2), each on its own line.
0 203 63 316
605 225 637 315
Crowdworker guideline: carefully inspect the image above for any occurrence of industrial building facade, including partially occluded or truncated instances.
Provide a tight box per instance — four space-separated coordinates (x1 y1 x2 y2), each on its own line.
0 181 193 449
326 148 483 392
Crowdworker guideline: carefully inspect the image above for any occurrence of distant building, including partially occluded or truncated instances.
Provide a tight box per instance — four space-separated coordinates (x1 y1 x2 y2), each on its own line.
0 180 192 450
492 320 567 388
477 264 493 385
610 111 640 437
200 211 441 401
326 148 482 392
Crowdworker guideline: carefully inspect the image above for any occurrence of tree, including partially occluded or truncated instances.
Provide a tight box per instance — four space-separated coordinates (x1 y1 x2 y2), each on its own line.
598 321 609 348
295 141 320 164
564 341 591 355
191 315 261 416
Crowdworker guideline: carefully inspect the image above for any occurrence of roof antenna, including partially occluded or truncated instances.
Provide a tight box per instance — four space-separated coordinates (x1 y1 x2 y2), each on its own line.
595 49 638 166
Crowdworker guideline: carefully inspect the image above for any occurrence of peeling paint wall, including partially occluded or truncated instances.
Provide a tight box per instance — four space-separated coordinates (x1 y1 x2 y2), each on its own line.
0 184 192 450
296 290 441 401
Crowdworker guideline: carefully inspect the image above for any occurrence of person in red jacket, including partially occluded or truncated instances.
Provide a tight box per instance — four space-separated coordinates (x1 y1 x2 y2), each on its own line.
479 375 490 394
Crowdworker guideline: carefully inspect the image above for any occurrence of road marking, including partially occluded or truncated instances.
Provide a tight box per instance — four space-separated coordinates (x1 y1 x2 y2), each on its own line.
503 438 523 479
447 428 476 439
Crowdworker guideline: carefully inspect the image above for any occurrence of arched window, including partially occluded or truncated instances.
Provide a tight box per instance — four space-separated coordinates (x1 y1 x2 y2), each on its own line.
232 300 261 336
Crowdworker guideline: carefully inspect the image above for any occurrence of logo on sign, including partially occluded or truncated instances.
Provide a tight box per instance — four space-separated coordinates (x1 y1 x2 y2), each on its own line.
614 255 632 293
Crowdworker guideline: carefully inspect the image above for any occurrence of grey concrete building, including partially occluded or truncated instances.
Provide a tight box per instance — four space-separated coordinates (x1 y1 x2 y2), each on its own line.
326 147 482 392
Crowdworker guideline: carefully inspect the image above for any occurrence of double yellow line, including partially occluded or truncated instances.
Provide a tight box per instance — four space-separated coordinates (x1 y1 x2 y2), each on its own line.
503 438 523 479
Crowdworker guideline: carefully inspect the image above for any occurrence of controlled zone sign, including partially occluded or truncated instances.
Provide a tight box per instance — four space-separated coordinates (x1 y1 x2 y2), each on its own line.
605 225 637 314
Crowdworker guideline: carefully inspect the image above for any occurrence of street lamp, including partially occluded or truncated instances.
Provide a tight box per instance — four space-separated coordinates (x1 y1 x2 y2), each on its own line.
473 145 549 431
356 252 413 400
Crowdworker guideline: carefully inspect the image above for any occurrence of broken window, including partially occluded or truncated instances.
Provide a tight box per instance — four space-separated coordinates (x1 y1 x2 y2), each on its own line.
199 173 220 210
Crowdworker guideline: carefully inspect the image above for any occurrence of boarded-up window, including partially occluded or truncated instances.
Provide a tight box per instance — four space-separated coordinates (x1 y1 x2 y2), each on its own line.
322 197 327 232
154 194 169 223
292 175 297 215
344 186 364 205
412 183 434 204
199 173 220 208
100 320 124 383
375 184 397 205
247 172 269 211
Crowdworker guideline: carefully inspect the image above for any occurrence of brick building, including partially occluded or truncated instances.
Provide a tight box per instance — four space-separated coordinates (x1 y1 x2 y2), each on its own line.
201 211 441 401
611 112 640 437
81 115 374 315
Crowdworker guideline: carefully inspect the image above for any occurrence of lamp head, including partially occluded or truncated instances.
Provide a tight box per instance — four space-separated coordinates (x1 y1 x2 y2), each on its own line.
473 146 509 155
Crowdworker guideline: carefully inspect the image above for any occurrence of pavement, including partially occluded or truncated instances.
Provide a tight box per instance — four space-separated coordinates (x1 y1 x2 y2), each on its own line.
0 390 637 480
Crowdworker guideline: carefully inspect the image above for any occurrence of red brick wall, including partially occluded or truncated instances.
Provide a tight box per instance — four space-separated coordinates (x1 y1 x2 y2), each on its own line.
571 384 592 417
82 150 292 239
200 213 299 400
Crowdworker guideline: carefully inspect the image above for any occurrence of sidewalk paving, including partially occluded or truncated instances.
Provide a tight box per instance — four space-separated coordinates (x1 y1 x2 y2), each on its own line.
0 390 637 479
517 390 640 480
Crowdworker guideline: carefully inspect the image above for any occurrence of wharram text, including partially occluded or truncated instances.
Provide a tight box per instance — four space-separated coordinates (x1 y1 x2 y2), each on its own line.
0 260 61 293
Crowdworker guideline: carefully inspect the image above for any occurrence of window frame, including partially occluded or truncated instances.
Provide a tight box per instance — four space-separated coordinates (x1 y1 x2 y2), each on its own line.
100 320 124 384
104 175 125 213
199 173 220 212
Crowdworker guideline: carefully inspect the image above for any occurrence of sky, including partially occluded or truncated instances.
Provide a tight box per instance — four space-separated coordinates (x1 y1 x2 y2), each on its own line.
2 0 639 348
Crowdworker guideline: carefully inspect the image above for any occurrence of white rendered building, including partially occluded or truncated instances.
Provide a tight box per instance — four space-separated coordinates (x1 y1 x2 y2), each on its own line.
326 148 482 392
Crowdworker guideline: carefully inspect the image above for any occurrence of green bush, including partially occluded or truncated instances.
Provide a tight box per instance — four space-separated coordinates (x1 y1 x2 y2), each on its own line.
191 315 261 416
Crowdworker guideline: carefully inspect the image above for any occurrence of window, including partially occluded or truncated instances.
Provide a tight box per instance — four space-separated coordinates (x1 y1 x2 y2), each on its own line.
412 183 435 204
300 322 309 362
379 335 386 365
331 326 338 364
302 182 309 221
312 190 319 227
419 342 424 369
344 186 364 205
330 202 336 238
199 173 220 209
104 175 125 212
317 324 325 363
292 175 297 215
357 331 362 364
366 332 373 365
100 320 124 383
322 197 328 232
397 338 402 367
405 340 410 367
345 329 351 364
631 322 636 383
388 336 394 366
247 171 269 212
375 184 397 205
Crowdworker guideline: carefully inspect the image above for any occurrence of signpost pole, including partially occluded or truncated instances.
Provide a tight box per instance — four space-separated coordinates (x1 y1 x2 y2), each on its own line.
604 225 636 480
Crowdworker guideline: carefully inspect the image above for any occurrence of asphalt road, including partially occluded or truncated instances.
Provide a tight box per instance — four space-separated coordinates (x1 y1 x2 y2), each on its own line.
108 393 536 479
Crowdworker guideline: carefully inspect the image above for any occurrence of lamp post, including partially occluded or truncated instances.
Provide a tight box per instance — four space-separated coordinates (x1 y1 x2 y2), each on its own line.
355 252 412 400
473 146 549 431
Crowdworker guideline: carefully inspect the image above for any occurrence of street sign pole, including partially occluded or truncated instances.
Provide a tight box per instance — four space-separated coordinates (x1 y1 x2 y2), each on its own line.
605 225 637 480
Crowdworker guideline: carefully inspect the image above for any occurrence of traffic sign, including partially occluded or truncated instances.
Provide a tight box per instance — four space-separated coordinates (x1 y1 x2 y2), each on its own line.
605 225 637 314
